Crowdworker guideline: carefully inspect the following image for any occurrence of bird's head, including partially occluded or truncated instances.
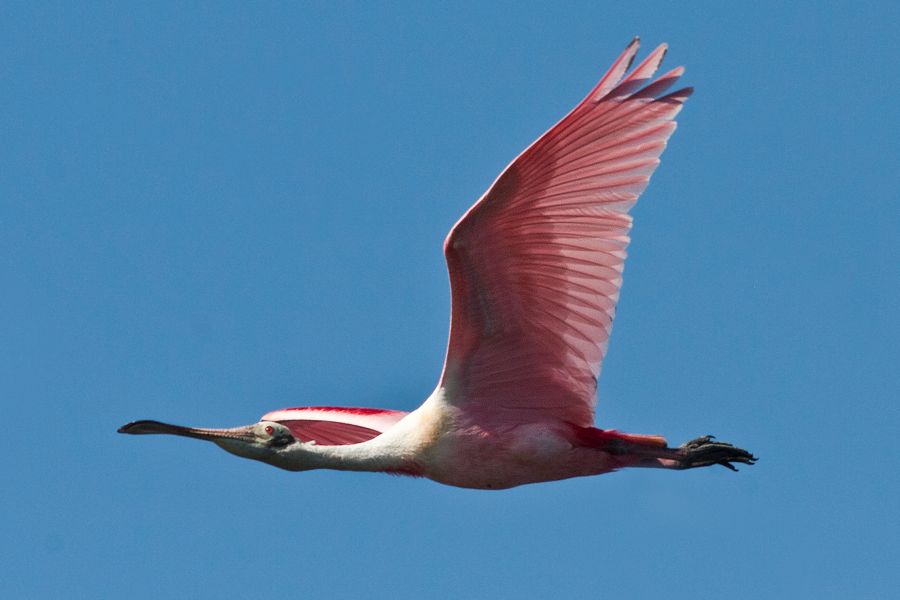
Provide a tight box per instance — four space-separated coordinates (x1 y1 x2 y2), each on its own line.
117 419 299 465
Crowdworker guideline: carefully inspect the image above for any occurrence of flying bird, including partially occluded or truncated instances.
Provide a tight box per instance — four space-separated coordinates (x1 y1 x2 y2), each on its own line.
120 39 755 489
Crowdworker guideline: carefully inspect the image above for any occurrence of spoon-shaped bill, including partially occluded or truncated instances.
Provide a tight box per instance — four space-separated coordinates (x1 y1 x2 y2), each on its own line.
117 420 255 442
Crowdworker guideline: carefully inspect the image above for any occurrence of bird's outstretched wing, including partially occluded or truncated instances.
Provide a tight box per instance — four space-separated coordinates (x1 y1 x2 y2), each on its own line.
261 407 408 445
440 39 690 427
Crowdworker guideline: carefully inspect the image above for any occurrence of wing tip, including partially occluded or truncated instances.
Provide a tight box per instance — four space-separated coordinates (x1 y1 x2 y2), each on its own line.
625 36 641 69
673 86 695 99
599 40 685 102
646 42 669 68
588 38 643 102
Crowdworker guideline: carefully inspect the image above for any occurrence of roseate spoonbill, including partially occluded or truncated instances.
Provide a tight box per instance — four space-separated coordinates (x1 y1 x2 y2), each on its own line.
119 39 756 489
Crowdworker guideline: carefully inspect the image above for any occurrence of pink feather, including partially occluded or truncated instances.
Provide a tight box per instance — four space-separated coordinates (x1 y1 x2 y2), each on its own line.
440 41 691 428
260 407 408 446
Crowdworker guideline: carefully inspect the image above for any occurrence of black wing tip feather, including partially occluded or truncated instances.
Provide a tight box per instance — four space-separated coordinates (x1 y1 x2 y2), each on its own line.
625 37 640 70
669 86 694 100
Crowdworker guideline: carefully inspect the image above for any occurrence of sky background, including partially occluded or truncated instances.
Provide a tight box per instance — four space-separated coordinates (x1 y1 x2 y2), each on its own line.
2 2 898 598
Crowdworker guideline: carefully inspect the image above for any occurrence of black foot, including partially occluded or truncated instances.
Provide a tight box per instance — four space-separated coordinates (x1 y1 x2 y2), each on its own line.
677 436 757 471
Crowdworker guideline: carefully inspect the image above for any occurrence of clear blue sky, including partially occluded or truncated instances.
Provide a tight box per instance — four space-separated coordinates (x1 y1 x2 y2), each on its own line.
2 3 898 598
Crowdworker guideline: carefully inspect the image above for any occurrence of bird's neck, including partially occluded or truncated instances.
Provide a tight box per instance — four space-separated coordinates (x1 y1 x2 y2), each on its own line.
268 395 443 475
272 437 419 475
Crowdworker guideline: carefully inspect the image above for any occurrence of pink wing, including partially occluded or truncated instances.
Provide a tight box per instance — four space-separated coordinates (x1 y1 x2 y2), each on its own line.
260 407 408 445
440 39 690 427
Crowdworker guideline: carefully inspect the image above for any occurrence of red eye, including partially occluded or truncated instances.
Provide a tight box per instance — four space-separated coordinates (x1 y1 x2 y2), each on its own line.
265 425 274 435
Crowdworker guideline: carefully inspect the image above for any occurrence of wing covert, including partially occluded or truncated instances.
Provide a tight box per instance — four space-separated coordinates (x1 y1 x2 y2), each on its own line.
261 407 408 446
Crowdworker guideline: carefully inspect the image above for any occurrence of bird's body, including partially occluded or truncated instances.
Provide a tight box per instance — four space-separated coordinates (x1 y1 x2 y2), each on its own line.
273 393 617 490
120 39 756 488
224 393 642 489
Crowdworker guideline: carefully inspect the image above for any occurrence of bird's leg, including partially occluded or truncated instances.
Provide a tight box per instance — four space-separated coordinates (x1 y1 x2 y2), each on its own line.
570 425 755 471
629 435 757 471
